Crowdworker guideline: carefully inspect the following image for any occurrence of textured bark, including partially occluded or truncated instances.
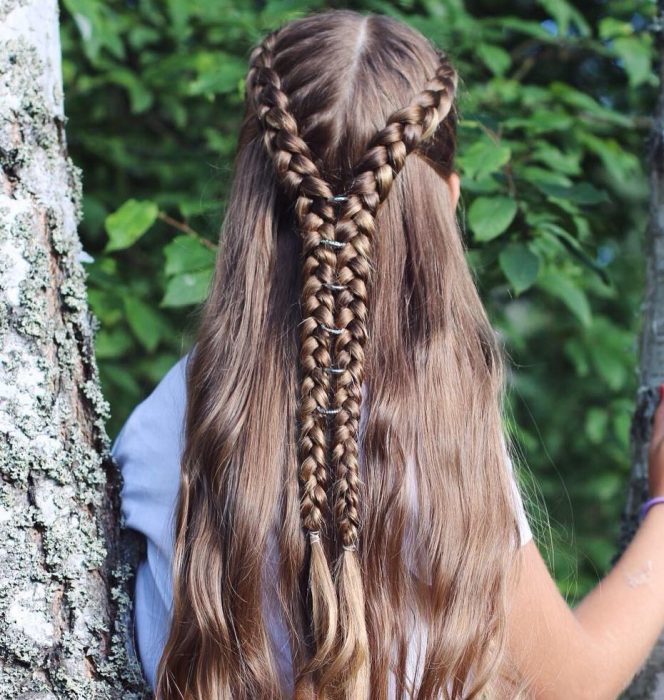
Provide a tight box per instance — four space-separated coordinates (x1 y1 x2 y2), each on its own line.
0 1 149 697
618 4 664 698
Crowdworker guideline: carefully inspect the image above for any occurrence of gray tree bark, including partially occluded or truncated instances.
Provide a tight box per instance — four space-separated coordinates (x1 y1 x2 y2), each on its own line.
0 1 149 697
619 3 664 698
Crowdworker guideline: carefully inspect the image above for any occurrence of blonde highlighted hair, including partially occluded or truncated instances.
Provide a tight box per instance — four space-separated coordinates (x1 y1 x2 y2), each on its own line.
155 9 532 699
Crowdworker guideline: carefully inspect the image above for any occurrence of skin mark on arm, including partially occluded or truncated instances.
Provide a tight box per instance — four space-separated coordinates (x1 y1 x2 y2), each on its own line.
624 559 653 588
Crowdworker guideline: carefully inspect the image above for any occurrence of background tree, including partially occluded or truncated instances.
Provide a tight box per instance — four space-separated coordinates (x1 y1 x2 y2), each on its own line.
619 1 664 695
0 0 147 696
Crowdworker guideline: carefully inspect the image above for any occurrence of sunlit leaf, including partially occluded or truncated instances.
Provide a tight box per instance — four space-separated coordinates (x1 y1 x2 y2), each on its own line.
161 269 213 307
104 200 158 252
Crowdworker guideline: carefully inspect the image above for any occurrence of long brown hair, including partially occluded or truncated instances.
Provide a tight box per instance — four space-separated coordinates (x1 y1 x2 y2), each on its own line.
155 9 530 699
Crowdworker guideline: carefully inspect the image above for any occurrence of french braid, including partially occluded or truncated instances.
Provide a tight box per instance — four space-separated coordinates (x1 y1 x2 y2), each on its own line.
246 30 341 674
321 56 459 695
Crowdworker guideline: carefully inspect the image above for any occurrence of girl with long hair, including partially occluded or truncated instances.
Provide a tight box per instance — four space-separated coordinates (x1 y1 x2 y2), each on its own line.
112 9 664 699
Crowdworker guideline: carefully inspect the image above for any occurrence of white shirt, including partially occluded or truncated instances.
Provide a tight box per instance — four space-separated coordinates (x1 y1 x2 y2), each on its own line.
112 352 533 694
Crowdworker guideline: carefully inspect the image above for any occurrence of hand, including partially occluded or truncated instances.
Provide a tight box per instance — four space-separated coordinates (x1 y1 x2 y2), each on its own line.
648 383 664 498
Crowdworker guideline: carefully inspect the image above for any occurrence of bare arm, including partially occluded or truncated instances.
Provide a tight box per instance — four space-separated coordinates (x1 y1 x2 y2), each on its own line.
504 391 664 699
506 508 664 699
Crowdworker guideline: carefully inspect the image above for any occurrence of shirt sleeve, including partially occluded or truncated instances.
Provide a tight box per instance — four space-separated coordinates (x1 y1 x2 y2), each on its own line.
110 352 190 690
506 452 533 547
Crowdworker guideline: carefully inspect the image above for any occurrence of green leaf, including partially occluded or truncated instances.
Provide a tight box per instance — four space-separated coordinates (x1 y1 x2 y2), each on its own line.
585 408 608 445
123 297 166 352
613 36 653 88
518 166 572 188
188 53 246 96
468 196 518 242
87 288 123 326
588 339 627 390
578 133 641 183
537 223 611 286
101 362 142 397
81 194 108 241
537 0 590 37
536 182 609 205
164 235 217 276
563 338 590 376
613 409 631 450
537 271 592 326
549 81 634 128
476 44 511 76
62 0 126 63
529 144 581 176
495 17 553 39
104 199 158 252
499 242 540 294
161 269 213 307
459 138 511 180
107 68 153 113
598 18 634 40
95 328 134 359
503 109 574 133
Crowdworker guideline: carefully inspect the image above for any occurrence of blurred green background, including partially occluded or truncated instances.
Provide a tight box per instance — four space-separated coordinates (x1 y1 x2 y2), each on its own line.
59 0 656 602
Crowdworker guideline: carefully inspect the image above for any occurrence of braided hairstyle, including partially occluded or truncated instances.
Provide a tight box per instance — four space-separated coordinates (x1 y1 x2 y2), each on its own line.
247 24 458 698
246 28 341 675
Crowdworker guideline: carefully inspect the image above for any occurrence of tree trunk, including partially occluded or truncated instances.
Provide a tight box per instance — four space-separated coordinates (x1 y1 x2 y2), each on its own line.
0 1 149 696
619 3 664 698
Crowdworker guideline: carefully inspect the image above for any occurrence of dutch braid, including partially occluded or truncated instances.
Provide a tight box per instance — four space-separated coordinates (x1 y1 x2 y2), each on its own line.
246 29 341 674
322 56 459 694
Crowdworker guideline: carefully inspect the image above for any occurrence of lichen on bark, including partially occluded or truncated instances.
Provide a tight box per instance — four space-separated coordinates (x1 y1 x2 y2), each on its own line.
0 1 149 697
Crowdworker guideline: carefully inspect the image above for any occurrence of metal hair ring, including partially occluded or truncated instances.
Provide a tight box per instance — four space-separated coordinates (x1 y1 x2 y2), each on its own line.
316 405 341 416
323 281 347 291
324 366 344 375
343 543 357 552
327 195 348 203
319 322 343 335
320 238 346 249
309 530 321 544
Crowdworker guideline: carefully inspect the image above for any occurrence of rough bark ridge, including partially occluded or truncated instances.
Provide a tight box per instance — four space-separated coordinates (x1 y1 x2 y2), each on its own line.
0 1 149 697
619 3 664 698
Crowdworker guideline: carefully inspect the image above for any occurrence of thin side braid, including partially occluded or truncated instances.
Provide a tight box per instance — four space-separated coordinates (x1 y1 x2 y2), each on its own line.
331 55 459 549
321 54 459 694
246 30 341 673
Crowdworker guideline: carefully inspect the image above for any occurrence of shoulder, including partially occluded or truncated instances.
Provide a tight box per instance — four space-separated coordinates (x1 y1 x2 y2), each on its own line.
111 352 190 540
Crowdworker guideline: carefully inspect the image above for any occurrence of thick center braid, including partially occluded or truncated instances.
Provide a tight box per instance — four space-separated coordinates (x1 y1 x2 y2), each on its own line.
329 56 459 552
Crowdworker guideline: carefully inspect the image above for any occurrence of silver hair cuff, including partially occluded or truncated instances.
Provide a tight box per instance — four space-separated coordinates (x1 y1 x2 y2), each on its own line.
324 366 344 374
319 322 343 335
309 530 321 544
327 195 348 203
323 281 348 291
320 238 346 249
343 543 357 552
316 405 341 416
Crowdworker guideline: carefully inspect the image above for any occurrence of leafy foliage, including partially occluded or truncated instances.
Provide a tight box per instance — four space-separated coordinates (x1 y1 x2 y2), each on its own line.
60 0 657 601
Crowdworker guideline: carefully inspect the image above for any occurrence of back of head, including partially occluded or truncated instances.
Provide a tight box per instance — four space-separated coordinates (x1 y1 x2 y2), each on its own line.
156 9 528 700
